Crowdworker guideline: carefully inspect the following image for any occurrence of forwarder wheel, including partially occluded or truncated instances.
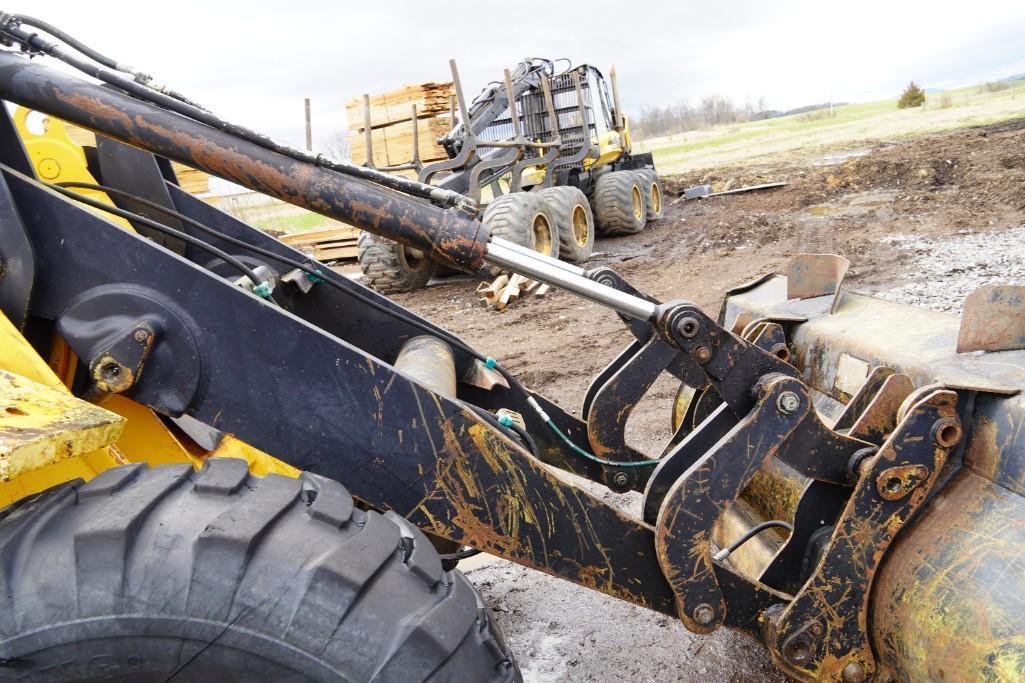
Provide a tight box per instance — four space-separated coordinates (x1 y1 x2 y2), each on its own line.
538 185 594 263
483 192 558 275
592 170 646 235
358 230 435 293
636 169 665 221
0 460 519 683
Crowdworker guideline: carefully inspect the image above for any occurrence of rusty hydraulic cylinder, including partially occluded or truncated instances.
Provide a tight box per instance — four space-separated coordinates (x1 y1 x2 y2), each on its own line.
393 336 457 400
0 53 488 271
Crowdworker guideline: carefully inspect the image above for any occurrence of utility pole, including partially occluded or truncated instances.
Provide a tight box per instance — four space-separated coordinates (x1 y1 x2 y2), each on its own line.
304 98 312 151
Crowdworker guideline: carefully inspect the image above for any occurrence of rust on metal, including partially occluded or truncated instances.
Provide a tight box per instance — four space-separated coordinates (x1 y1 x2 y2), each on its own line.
957 284 1025 353
0 54 489 271
786 253 850 313
846 373 915 445
871 469 1025 681
769 389 959 682
875 464 930 500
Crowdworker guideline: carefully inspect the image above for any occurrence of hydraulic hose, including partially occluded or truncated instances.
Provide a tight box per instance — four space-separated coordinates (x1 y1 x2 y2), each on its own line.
0 51 489 272
0 17 474 212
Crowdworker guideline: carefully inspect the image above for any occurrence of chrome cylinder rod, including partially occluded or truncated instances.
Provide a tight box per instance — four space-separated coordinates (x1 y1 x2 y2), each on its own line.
485 240 658 321
489 237 586 276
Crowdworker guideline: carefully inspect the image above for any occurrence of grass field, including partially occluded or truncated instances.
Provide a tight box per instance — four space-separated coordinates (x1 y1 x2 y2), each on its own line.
634 81 1025 175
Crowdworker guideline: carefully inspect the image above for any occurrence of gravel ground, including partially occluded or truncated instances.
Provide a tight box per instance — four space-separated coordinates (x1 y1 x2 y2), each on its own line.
874 225 1025 312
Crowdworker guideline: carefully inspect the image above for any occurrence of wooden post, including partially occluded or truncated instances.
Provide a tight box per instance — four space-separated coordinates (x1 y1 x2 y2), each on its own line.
304 98 312 151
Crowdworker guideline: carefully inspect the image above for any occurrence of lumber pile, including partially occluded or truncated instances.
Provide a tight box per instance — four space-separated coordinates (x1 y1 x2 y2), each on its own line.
63 123 211 195
476 274 550 311
279 225 361 262
346 81 454 168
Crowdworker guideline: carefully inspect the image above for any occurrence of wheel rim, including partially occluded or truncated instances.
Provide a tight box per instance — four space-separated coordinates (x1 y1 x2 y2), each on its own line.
402 246 428 271
650 181 662 215
571 205 589 246
632 185 643 221
532 213 553 255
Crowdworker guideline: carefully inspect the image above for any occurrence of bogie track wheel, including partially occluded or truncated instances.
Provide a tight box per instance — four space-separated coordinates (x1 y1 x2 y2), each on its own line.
483 192 559 275
538 185 594 263
636 169 665 221
592 170 646 235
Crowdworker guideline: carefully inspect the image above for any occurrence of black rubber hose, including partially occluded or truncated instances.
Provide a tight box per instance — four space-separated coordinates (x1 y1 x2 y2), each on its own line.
12 14 123 71
712 520 794 561
2 20 470 210
50 182 530 397
44 183 265 288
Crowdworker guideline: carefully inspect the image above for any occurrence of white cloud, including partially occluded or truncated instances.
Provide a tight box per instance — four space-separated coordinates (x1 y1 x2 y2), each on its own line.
13 0 1025 147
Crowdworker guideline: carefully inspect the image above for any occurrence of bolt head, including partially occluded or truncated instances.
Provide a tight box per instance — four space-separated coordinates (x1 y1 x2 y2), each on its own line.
692 603 715 625
611 471 629 487
677 316 700 339
777 391 800 414
133 328 149 342
694 346 712 363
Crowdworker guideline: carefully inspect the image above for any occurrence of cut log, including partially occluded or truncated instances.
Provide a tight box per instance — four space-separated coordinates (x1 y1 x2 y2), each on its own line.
346 81 454 130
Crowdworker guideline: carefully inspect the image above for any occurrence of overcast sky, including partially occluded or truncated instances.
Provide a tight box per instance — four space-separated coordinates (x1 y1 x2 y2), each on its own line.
17 1 1025 149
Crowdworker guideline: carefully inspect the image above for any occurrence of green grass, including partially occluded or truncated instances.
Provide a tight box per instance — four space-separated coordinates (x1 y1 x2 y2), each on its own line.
635 82 1025 175
248 211 338 234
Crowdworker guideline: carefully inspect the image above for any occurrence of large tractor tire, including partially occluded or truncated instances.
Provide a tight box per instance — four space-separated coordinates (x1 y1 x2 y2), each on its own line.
592 170 646 236
358 231 435 294
538 186 594 263
636 169 665 221
482 192 558 275
0 460 519 682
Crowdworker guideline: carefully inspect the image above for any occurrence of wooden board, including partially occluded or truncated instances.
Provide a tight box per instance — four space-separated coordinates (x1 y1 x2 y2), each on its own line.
280 225 361 262
346 81 453 131
347 116 451 167
280 225 361 245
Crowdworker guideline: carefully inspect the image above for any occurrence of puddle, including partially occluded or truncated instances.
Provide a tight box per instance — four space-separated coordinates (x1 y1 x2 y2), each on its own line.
814 148 871 166
804 190 898 219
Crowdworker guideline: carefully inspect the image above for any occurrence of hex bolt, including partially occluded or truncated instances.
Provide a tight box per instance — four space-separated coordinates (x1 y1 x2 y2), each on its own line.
777 391 800 414
692 603 715 625
677 316 700 339
842 661 866 683
694 346 712 364
611 471 629 488
133 327 150 342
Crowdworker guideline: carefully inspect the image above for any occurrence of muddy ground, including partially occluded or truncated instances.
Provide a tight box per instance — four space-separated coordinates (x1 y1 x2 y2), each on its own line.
388 117 1025 681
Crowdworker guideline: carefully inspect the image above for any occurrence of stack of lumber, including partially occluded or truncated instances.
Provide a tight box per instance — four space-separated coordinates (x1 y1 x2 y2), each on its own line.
279 225 361 262
63 123 211 195
476 274 550 311
346 81 454 168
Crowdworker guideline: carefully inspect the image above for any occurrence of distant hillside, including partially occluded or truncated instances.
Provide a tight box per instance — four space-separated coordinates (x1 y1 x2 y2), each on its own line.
635 79 1025 175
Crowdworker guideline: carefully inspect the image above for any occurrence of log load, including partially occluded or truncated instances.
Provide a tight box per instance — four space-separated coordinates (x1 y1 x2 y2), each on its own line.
346 81 454 168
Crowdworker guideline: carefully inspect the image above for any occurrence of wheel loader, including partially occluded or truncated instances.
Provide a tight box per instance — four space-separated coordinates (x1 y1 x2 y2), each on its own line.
0 13 1023 682
355 57 664 293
